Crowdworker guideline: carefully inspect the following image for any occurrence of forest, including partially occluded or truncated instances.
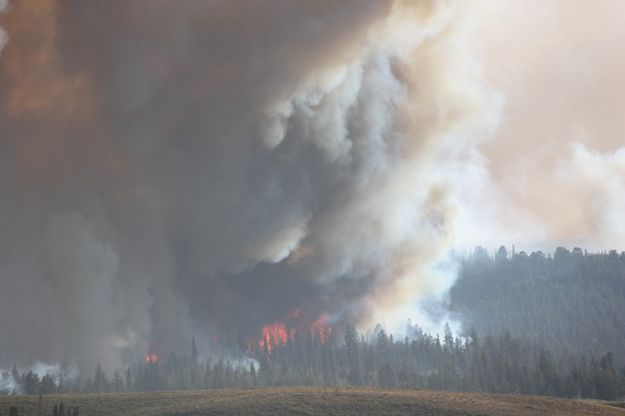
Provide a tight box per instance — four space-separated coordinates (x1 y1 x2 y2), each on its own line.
450 247 625 364
2 247 624 401
3 325 624 401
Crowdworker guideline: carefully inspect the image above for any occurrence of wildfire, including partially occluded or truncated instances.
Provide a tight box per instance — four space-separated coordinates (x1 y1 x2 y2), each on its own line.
258 323 293 352
310 314 332 344
257 310 332 352
144 352 159 363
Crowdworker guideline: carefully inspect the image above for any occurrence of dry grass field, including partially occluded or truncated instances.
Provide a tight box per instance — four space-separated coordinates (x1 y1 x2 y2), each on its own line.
1 387 624 416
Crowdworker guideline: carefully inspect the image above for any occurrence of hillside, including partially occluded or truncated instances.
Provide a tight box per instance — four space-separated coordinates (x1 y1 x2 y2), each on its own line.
1 387 624 416
450 247 625 363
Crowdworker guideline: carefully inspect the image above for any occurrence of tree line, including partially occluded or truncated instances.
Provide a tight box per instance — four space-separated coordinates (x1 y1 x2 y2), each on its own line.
3 324 624 400
450 246 625 364
3 246 624 400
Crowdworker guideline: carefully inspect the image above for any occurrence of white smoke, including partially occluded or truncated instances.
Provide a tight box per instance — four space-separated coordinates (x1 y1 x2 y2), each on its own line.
31 362 78 384
468 0 625 252
546 143 625 249
0 373 20 395
0 362 77 395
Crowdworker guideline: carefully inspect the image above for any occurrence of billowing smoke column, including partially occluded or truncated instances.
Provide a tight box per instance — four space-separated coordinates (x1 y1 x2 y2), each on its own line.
0 0 498 372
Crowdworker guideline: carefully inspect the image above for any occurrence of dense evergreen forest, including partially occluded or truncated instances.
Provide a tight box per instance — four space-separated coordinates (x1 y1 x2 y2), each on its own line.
3 325 624 400
2 247 624 400
450 247 625 364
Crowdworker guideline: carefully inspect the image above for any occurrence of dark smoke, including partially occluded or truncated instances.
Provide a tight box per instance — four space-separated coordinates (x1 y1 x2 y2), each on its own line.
0 0 497 372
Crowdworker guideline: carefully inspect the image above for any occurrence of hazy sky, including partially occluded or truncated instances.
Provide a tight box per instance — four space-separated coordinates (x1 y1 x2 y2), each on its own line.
471 0 625 249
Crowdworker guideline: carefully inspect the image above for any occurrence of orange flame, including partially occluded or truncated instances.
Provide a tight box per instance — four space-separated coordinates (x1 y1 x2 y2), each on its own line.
144 352 159 363
310 314 332 344
257 310 332 353
258 323 293 352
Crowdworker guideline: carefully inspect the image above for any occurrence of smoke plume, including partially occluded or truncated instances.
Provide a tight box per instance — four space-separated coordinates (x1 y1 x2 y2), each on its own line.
1 0 623 373
0 0 499 371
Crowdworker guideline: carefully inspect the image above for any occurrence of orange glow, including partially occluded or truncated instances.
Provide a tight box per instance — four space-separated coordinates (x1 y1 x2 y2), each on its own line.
310 314 332 344
258 323 292 352
256 310 333 353
144 352 159 363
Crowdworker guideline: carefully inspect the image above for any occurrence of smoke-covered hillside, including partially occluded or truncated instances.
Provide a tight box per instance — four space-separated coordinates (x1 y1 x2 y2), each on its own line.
450 247 625 364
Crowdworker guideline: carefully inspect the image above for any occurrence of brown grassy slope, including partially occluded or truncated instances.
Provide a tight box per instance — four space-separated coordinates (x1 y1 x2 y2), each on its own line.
1 387 624 416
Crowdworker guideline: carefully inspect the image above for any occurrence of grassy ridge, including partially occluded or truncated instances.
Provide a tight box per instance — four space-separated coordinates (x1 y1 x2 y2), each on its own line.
1 387 624 416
